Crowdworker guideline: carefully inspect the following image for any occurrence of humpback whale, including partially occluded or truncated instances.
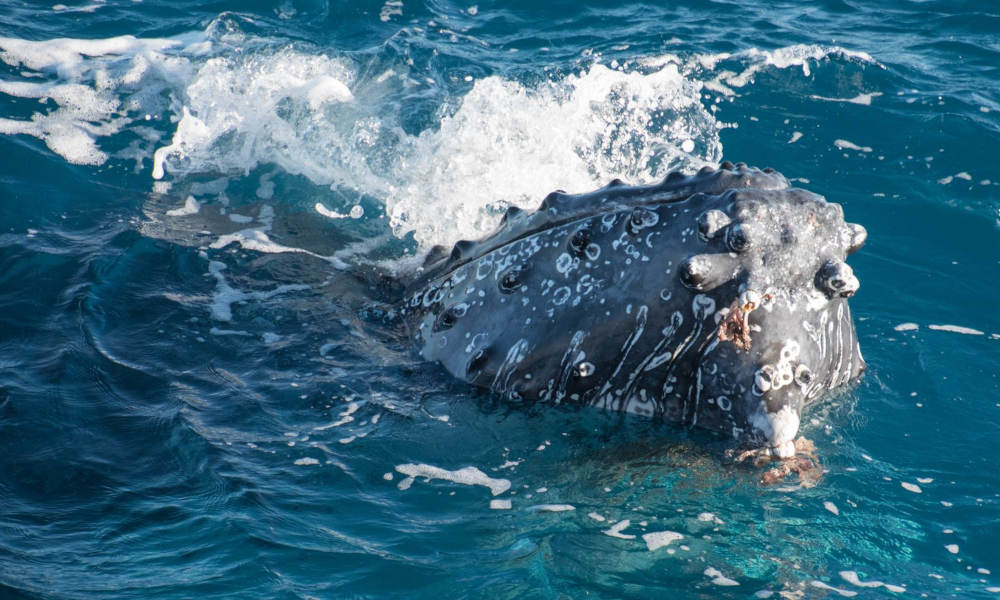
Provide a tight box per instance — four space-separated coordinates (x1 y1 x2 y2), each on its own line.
395 162 866 458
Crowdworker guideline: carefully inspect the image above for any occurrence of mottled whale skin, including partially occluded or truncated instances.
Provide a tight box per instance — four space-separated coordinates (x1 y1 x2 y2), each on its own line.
397 162 867 458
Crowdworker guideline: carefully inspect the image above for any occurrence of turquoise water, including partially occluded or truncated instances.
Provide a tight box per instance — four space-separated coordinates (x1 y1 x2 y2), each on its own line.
1 1 999 598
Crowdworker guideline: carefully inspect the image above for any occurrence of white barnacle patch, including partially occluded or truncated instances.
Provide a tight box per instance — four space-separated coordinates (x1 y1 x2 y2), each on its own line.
805 288 828 311
659 288 673 302
632 208 659 230
524 235 543 256
448 269 468 287
422 286 445 307
552 286 571 305
577 362 595 377
756 339 802 393
576 274 597 296
556 252 579 276
475 258 494 281
601 212 618 231
584 242 601 261
780 340 800 362
493 253 514 277
753 365 774 395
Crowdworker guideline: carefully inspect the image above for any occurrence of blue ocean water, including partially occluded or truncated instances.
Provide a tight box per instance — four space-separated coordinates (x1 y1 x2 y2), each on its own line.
1 0 999 598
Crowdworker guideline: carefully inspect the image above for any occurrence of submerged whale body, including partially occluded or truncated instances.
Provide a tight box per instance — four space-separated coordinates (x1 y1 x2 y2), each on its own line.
395 162 867 458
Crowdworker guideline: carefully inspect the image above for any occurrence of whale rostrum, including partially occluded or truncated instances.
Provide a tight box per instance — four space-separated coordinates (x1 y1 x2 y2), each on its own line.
396 162 866 458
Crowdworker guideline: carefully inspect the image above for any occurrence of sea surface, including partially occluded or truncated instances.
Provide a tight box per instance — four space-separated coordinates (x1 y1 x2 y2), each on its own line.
1 0 999 598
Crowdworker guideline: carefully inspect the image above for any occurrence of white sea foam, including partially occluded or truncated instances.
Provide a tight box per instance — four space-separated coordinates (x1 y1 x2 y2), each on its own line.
527 504 575 512
811 92 882 106
151 48 358 182
698 45 876 94
704 567 739 586
0 29 876 255
811 581 857 597
834 139 873 153
602 519 636 539
0 24 723 251
0 33 203 165
839 571 905 593
643 531 683 551
697 512 723 524
207 260 309 321
314 402 360 430
381 62 722 247
394 463 511 496
928 324 984 336
166 196 200 216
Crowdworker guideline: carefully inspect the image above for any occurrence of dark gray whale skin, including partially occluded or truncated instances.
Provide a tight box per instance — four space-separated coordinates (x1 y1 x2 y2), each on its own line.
396 162 867 457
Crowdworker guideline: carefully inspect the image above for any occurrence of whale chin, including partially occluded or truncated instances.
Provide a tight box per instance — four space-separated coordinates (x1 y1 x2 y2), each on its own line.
749 401 801 458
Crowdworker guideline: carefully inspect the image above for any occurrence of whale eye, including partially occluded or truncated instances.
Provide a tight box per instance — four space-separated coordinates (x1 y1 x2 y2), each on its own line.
568 228 591 257
726 223 751 252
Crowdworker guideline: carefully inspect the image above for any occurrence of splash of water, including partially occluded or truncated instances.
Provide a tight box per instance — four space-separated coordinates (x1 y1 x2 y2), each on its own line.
0 21 873 251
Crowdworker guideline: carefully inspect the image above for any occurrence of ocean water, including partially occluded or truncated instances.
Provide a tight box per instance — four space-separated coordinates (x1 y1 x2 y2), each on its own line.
1 0 999 598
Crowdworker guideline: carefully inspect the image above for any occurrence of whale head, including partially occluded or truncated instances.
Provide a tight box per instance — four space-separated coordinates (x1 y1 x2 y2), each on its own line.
681 184 867 455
